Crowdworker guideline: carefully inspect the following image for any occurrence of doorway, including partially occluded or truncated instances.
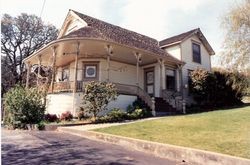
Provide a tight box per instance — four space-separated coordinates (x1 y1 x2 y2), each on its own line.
144 68 154 97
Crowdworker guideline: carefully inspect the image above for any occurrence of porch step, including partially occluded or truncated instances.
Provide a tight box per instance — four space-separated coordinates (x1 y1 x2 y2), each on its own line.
155 97 176 115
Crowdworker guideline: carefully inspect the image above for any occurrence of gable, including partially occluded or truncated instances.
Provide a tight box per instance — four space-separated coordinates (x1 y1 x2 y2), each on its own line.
160 28 215 55
58 10 87 38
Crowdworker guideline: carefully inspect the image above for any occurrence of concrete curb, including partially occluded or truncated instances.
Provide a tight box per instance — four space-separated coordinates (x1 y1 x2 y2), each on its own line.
58 127 250 165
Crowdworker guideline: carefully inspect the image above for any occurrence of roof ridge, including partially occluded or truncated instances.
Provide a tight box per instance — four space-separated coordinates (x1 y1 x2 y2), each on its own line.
161 28 199 42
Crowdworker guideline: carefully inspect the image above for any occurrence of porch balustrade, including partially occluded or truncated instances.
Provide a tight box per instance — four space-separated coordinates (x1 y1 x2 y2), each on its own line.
48 81 80 93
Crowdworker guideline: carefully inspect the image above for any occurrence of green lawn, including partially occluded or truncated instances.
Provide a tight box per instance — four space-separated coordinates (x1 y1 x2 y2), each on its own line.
95 106 250 159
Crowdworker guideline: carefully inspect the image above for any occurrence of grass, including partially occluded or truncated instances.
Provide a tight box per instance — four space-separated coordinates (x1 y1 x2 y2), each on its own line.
95 106 250 159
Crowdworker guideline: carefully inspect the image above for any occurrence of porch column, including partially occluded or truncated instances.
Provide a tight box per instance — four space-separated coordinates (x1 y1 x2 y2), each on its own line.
37 55 41 85
25 62 31 88
74 42 80 93
73 42 80 117
176 65 182 92
134 52 141 87
51 46 57 93
105 45 113 82
158 59 165 97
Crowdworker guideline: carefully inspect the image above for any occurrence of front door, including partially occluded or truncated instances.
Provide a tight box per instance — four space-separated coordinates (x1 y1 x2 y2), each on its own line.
145 68 154 97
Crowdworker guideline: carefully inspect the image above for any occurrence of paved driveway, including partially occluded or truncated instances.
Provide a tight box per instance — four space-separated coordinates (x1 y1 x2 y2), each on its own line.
2 129 178 165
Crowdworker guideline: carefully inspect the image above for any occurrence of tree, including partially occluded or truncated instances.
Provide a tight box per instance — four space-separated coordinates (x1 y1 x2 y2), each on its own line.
1 13 58 93
220 0 250 72
83 81 117 121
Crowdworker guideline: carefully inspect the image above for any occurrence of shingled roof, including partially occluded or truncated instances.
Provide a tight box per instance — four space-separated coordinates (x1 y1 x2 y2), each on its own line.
159 29 198 47
62 10 183 62
159 28 215 55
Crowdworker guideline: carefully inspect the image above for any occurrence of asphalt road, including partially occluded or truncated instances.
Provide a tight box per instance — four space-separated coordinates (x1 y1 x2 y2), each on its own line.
1 129 179 165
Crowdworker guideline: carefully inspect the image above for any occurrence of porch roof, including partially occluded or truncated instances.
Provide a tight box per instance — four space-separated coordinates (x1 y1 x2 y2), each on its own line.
24 10 184 66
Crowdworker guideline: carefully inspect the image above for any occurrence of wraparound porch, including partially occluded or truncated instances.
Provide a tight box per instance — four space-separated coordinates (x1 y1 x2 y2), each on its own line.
24 38 185 116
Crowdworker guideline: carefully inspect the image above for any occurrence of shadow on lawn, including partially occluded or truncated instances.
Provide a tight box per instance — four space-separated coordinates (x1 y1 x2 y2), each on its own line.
1 132 137 165
185 103 250 115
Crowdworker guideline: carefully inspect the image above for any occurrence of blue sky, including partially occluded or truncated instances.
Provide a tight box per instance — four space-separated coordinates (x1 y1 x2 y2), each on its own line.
1 0 242 66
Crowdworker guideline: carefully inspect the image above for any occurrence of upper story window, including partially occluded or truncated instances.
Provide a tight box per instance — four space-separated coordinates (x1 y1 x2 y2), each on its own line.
192 43 201 64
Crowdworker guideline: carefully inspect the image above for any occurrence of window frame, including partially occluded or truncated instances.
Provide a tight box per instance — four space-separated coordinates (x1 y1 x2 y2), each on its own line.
166 69 176 91
192 42 201 64
83 62 99 81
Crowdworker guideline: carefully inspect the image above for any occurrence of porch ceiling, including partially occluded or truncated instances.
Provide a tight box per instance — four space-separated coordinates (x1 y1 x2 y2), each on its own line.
24 38 176 67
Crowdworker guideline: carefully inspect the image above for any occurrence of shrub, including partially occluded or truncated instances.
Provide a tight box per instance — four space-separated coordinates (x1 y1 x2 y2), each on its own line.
77 107 85 120
189 68 248 109
106 108 128 122
96 116 112 123
60 111 73 121
44 113 59 123
3 85 45 129
83 81 117 121
127 98 153 118
128 108 152 119
37 121 45 130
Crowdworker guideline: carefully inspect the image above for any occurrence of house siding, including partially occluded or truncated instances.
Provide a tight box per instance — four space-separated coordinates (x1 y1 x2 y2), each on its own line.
55 59 144 89
181 35 211 102
46 93 136 116
162 34 212 103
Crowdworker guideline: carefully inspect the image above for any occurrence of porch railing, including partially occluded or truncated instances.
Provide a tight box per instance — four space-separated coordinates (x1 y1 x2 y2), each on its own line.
48 81 83 93
162 90 182 110
114 83 154 111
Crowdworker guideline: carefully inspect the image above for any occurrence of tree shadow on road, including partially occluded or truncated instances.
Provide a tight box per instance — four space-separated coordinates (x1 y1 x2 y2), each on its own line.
1 132 138 165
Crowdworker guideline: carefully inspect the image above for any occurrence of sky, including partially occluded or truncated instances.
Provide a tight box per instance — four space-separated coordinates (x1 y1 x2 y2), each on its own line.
0 0 243 66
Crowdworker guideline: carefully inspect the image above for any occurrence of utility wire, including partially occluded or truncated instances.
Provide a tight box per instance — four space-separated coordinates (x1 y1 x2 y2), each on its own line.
40 0 46 18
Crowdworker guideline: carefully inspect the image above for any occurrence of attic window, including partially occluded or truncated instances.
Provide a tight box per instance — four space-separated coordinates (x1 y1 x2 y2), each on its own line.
192 43 201 64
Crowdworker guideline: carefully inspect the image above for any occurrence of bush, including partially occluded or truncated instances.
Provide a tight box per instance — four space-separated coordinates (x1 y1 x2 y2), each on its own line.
83 81 117 121
128 108 152 119
106 108 128 122
3 85 45 129
189 68 248 109
37 121 45 130
60 111 73 121
126 98 153 118
44 113 59 123
77 107 85 120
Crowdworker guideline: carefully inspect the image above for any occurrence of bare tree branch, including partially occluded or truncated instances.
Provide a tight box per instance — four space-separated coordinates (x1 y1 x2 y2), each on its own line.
1 13 58 94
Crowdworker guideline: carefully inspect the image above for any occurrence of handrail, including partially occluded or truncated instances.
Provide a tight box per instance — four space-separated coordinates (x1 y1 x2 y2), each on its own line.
162 89 182 110
114 83 154 111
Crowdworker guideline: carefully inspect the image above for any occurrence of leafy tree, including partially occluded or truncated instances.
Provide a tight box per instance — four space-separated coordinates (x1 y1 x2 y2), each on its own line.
220 0 250 72
3 85 45 129
83 81 117 121
1 13 58 93
189 69 215 105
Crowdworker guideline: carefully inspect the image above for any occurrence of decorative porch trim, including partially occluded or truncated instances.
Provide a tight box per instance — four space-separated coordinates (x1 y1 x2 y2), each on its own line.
23 38 184 66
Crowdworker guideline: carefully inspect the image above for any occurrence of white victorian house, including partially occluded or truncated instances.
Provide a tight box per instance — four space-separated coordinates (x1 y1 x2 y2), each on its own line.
23 9 215 116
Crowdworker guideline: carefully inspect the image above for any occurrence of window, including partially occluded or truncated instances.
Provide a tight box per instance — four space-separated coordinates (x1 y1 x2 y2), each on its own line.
192 43 201 63
62 68 69 81
166 69 175 90
83 63 98 80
